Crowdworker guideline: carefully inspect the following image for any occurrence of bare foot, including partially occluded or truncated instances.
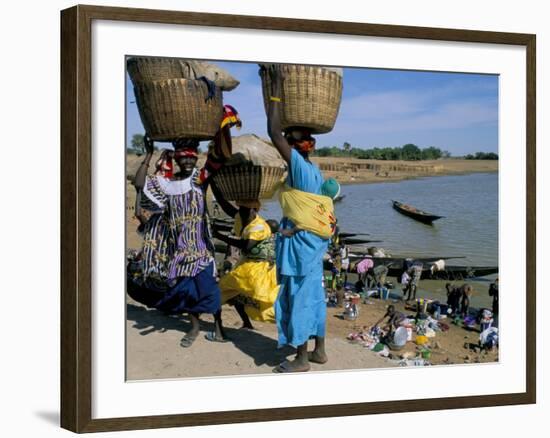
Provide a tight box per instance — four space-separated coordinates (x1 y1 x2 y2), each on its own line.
308 351 328 364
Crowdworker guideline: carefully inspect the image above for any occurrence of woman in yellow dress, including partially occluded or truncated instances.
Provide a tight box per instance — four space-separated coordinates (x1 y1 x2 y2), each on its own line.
209 188 280 339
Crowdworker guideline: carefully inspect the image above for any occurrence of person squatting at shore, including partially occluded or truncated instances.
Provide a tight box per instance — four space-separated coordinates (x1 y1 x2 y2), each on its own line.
265 64 337 373
373 305 407 336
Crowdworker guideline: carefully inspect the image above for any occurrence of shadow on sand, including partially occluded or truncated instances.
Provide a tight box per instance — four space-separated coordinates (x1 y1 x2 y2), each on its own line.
127 303 295 367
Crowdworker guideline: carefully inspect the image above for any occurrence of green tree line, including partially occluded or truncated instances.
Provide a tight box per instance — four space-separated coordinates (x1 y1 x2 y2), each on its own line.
464 152 499 160
313 143 450 160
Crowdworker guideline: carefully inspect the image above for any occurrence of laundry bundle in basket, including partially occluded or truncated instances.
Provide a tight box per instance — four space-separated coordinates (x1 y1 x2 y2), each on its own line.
127 57 240 141
212 134 287 201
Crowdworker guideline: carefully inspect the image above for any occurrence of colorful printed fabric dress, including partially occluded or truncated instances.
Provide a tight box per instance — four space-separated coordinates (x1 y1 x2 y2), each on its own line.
275 149 330 348
127 170 221 315
219 215 279 322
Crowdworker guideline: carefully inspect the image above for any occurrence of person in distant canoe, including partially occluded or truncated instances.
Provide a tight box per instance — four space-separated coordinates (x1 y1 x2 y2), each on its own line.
265 64 337 373
209 187 280 332
127 105 241 348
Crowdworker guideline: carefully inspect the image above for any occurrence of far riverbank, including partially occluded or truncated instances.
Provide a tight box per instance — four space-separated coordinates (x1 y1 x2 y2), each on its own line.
126 152 498 186
311 157 498 185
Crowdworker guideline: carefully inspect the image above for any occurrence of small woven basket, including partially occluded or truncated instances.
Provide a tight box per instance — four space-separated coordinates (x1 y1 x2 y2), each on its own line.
133 78 223 141
127 57 194 83
260 64 343 134
212 165 286 201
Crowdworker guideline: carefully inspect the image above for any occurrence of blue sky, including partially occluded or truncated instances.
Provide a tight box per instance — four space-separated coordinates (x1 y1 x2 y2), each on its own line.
126 61 498 156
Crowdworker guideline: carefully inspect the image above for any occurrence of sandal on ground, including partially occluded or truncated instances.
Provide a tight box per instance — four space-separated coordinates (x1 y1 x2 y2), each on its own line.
272 360 310 373
179 334 197 348
204 331 229 343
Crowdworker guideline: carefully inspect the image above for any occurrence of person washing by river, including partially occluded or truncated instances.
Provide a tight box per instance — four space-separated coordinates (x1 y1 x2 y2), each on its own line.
405 261 423 301
488 278 499 326
459 283 474 318
373 305 407 336
264 64 336 373
446 283 462 317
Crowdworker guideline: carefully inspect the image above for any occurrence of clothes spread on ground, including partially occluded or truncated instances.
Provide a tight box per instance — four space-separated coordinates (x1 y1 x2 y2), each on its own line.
275 149 329 348
219 215 279 322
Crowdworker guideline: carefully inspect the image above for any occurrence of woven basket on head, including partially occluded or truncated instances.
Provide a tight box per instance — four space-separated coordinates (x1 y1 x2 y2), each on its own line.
260 64 343 134
127 57 194 83
212 165 286 201
133 78 223 141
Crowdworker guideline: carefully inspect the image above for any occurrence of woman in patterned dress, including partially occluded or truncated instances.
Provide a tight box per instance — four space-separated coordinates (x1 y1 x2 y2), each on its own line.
127 107 241 347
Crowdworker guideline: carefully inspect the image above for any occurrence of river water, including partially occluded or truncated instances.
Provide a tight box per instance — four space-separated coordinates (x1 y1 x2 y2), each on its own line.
261 172 498 266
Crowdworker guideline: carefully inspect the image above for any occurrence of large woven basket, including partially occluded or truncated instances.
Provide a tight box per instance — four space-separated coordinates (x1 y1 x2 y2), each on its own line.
260 64 343 134
127 57 194 83
212 165 286 201
133 78 223 141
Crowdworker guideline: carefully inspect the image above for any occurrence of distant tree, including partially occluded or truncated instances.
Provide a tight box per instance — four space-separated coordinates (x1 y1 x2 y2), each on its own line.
401 143 422 160
343 142 351 155
421 146 443 160
442 150 452 158
130 133 145 155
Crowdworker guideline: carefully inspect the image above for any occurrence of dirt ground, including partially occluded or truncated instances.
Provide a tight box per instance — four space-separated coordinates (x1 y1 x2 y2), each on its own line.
126 299 397 380
126 282 497 380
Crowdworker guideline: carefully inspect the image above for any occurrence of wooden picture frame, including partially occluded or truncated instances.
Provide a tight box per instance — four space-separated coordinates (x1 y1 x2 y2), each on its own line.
60 4 536 433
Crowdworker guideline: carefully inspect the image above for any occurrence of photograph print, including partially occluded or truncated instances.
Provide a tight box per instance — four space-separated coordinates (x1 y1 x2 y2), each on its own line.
125 57 499 380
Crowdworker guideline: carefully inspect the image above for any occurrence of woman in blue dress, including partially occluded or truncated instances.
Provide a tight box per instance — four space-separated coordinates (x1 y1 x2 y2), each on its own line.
265 65 333 373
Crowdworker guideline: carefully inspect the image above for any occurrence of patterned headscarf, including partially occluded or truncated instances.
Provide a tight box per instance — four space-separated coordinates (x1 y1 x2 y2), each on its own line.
174 148 198 159
220 104 242 130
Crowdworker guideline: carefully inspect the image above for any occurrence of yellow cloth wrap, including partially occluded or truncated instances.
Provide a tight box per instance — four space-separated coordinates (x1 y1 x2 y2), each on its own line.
279 185 336 239
219 216 279 323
